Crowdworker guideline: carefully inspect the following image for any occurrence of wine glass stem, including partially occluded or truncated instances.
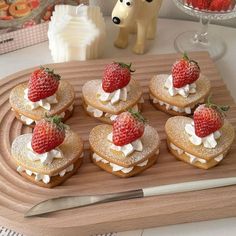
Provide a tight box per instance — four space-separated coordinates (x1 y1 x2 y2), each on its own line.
193 17 210 45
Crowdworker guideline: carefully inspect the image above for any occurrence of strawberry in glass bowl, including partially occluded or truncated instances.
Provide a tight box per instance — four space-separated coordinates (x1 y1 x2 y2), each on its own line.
172 0 236 60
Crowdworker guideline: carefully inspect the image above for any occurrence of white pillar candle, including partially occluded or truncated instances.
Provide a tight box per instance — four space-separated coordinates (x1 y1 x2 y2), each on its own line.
48 4 106 62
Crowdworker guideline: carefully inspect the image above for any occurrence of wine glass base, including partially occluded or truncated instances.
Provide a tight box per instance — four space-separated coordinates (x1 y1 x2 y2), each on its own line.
174 31 226 60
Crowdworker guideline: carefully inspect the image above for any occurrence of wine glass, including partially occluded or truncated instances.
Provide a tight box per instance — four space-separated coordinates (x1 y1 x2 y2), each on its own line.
172 0 236 60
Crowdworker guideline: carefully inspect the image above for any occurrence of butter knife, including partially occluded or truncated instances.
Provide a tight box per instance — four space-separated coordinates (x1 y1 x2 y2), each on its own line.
25 177 236 217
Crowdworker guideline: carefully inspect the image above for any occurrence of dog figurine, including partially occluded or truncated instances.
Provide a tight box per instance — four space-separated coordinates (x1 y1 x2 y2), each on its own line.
112 0 163 54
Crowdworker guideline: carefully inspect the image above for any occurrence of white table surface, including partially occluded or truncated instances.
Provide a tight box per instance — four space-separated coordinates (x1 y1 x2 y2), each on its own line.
1 18 236 236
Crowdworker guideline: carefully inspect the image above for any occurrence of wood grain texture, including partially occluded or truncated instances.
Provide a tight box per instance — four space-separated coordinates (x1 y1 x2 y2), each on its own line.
0 52 236 236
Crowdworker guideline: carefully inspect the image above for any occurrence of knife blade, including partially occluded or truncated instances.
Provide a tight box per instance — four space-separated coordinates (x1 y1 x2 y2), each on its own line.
25 189 143 217
25 177 236 217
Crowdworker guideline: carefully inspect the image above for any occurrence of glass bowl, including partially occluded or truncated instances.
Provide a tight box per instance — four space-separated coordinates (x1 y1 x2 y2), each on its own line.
172 0 236 60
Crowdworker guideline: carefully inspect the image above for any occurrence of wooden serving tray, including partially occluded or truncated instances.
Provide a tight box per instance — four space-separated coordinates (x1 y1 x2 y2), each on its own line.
0 52 236 236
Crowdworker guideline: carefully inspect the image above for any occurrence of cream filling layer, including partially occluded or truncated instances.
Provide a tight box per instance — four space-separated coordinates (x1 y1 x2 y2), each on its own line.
151 95 193 114
86 103 140 121
107 132 143 157
97 84 130 105
164 75 197 98
170 142 224 164
26 142 63 165
24 88 58 111
92 153 148 174
185 122 221 149
20 115 35 125
18 104 74 125
17 164 74 184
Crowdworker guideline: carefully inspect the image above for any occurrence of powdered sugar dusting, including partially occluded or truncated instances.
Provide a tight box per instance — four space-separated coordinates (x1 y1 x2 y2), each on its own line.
89 125 160 168
11 130 83 175
149 74 210 108
82 79 142 114
165 116 235 161
9 81 75 120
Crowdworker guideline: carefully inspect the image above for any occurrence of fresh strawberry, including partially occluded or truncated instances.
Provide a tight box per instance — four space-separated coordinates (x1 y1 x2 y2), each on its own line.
31 116 66 154
28 66 61 102
209 0 233 11
172 53 200 88
112 110 145 146
102 62 134 93
193 99 229 138
188 0 211 10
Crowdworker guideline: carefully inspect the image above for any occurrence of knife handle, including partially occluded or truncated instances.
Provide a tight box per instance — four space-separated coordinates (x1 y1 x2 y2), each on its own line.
143 177 236 197
98 189 143 203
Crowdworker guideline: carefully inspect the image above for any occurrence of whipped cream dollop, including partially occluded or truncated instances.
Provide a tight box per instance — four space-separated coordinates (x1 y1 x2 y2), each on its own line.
93 153 148 174
24 88 58 111
97 84 130 105
17 164 74 184
86 103 140 121
170 142 184 155
164 75 197 98
107 132 143 157
151 95 192 114
170 142 224 164
26 142 63 165
20 115 35 125
59 103 74 118
185 122 221 149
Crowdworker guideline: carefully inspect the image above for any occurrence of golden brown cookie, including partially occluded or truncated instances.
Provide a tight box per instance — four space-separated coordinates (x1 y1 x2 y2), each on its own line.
91 154 158 178
11 129 84 188
82 79 143 124
13 107 74 128
20 158 83 188
166 140 229 170
149 74 211 116
10 81 75 127
82 99 142 124
89 124 160 167
89 124 160 177
165 116 235 169
151 101 191 116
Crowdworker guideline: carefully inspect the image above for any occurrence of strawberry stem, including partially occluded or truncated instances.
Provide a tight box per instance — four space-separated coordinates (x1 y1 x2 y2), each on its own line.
182 52 200 70
183 52 189 61
206 95 230 117
45 114 67 131
39 66 61 80
115 62 135 73
128 109 147 123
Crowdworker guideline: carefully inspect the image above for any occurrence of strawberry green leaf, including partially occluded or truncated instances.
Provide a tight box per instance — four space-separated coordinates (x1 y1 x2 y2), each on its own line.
44 114 67 131
128 109 147 123
206 95 230 117
115 62 136 73
39 66 61 81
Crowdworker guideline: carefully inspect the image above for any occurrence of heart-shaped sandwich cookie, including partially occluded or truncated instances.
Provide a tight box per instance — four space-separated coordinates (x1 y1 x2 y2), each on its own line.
149 54 211 116
82 62 144 124
89 111 160 177
165 102 235 169
10 67 75 127
11 116 84 188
